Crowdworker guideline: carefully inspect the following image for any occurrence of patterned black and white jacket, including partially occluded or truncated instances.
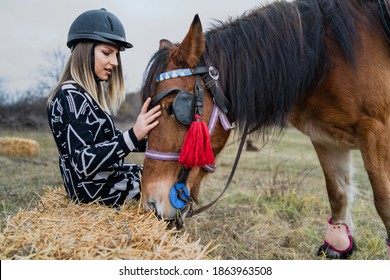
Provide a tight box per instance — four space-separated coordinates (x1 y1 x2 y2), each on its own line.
47 81 146 206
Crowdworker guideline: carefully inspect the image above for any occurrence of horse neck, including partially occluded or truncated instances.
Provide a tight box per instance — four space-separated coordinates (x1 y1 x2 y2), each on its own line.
202 0 363 135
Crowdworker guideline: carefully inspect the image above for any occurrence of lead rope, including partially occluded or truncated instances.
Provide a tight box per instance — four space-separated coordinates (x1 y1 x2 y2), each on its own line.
187 123 249 217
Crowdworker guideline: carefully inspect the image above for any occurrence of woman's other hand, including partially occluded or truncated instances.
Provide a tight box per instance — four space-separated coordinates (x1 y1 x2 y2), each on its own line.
133 97 161 141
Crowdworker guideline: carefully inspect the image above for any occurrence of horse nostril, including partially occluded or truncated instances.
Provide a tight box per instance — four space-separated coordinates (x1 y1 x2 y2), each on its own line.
148 200 156 211
147 200 163 217
145 199 165 219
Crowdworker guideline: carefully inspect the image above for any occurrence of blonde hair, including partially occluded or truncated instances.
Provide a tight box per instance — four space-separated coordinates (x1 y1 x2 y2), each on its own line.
48 41 125 115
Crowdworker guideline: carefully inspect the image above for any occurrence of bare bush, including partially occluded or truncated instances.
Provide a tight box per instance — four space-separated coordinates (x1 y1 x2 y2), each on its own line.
0 91 49 130
0 90 140 131
36 48 69 96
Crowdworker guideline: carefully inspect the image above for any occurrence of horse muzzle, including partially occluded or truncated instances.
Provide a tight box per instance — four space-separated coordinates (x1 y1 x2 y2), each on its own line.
142 182 192 229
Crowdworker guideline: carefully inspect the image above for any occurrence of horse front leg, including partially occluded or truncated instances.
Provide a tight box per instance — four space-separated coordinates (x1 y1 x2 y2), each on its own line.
312 141 356 259
357 117 390 260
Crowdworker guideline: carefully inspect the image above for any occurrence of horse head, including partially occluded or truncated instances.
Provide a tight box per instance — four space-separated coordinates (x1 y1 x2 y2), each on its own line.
140 15 233 227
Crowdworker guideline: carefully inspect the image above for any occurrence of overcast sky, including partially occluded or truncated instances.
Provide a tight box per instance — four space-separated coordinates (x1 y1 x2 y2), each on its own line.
0 0 272 95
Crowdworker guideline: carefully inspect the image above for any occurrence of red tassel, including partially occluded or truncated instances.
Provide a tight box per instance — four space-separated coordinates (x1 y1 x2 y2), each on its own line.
179 114 215 168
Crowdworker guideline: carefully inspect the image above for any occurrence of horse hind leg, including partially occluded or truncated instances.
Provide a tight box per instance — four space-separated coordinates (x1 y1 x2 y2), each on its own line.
357 117 390 260
312 141 356 259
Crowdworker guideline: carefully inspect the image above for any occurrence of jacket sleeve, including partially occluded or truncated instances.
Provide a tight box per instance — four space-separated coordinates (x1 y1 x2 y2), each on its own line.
114 126 147 152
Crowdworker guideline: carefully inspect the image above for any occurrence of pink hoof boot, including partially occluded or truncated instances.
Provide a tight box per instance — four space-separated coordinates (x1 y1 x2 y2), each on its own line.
317 218 355 259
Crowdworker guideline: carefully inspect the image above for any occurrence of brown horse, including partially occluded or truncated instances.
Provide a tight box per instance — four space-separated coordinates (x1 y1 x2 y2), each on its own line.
140 0 390 259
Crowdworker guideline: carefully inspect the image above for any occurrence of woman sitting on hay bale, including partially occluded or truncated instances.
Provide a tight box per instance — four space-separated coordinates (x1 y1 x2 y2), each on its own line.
47 9 161 207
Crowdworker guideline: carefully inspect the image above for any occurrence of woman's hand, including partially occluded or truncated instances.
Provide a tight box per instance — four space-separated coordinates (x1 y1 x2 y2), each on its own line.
133 97 161 141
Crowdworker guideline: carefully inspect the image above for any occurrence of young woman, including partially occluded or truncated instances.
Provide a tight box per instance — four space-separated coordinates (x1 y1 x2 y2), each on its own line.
47 8 161 206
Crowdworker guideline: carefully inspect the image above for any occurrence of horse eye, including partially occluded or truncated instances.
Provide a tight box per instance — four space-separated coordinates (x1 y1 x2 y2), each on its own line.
165 103 174 115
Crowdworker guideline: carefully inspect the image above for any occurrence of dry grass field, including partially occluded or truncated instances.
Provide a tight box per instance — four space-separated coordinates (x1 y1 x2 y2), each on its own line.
0 127 387 259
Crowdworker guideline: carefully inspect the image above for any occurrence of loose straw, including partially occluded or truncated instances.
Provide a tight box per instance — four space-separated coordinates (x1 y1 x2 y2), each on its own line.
0 188 216 260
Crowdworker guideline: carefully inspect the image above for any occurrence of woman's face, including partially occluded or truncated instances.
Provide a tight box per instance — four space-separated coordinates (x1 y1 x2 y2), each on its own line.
93 43 119 81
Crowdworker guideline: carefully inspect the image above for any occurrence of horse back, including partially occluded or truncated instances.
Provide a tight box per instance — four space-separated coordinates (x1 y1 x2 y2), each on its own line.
290 6 390 148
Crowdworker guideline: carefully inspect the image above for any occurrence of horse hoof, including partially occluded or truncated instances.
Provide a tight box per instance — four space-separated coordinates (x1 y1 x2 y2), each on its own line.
317 237 356 259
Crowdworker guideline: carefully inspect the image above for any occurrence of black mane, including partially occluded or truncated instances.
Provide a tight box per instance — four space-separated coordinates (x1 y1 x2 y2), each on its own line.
141 0 377 135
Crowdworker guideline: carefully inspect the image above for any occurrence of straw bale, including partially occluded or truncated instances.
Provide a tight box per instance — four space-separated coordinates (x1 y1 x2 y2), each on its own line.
0 188 215 260
0 137 39 158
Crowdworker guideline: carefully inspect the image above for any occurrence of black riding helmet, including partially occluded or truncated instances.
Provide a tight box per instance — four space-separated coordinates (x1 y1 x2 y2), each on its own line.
67 8 133 51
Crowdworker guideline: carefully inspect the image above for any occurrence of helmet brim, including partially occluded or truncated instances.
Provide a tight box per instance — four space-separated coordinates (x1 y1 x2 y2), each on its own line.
67 33 133 51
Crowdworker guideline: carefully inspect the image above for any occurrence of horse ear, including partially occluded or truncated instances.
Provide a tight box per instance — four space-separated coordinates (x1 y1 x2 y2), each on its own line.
159 39 173 49
175 14 205 68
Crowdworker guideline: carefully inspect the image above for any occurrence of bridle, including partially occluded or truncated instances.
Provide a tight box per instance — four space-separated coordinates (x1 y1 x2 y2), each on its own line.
146 64 249 228
146 67 234 171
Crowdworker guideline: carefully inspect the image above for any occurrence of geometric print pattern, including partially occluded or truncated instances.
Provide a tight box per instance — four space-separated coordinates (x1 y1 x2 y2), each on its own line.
47 81 146 206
